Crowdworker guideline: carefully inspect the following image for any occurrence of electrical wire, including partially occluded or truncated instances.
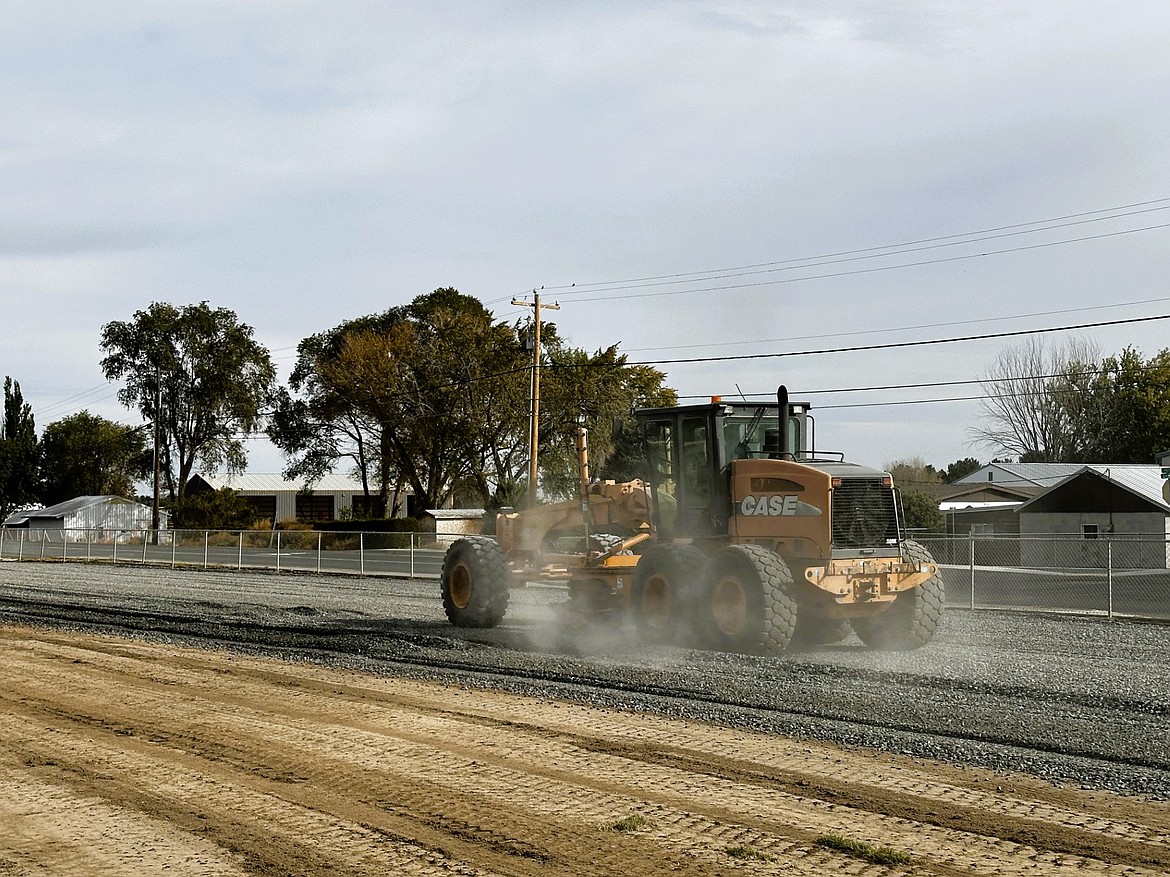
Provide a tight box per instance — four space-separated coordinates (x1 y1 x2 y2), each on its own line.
489 196 1170 304
624 312 1170 367
626 294 1170 353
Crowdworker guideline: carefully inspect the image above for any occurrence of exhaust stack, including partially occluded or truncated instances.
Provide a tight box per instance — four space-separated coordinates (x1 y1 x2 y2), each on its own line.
777 385 790 459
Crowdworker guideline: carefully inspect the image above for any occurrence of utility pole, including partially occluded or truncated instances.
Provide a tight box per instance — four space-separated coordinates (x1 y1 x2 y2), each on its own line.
151 369 161 541
512 292 560 509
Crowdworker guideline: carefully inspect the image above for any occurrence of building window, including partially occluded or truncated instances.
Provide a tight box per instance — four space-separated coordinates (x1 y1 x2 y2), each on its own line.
1082 524 1099 540
242 496 277 523
295 494 334 521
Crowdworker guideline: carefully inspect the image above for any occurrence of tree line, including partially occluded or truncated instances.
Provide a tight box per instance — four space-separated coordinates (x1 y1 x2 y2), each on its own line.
1 290 672 524
5 297 1170 528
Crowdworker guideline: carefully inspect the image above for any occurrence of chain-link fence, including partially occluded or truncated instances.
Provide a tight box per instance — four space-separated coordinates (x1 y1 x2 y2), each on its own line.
0 527 447 579
4 528 1169 621
915 534 1170 620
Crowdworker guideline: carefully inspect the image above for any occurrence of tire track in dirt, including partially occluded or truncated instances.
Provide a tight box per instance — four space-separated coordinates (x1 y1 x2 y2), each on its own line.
17 629 1169 866
3 628 1168 876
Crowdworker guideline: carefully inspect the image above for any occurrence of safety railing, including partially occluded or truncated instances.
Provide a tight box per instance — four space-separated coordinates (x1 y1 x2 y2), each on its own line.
0 527 446 579
4 528 1169 621
914 534 1170 621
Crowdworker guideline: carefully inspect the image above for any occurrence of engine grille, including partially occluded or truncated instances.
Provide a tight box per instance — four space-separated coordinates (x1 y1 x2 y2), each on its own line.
830 478 899 549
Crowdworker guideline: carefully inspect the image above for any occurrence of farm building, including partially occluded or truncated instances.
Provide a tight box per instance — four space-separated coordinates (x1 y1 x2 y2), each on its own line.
1017 465 1170 569
1 495 164 541
186 473 411 524
938 482 1038 536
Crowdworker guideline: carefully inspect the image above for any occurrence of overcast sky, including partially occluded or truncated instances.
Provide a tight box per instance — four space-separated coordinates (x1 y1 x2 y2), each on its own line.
4 1 1170 475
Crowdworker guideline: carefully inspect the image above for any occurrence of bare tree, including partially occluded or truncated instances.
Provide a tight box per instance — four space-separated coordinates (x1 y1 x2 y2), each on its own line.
970 337 1102 462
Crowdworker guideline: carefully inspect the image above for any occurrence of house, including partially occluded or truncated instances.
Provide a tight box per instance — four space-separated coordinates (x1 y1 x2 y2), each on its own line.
1016 465 1170 569
186 473 411 523
937 482 1039 536
1 495 165 541
952 462 1089 490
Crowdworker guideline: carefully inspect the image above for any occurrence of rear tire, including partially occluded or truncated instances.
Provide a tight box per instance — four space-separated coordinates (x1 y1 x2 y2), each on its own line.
850 539 944 649
695 544 797 654
440 537 511 628
630 544 705 644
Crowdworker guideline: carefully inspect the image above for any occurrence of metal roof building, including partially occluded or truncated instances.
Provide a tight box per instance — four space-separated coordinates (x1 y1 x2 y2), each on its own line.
186 472 410 523
2 495 164 540
1015 465 1170 568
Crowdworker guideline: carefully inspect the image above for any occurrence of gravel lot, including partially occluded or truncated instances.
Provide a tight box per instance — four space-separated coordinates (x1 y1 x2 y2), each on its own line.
2 558 1168 800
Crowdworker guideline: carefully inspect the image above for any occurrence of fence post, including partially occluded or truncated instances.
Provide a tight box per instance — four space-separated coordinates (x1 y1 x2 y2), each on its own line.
112 533 118 564
141 531 149 564
276 530 282 572
171 531 177 568
316 531 322 574
410 531 416 579
86 528 93 562
40 533 47 558
63 530 69 562
18 529 25 561
968 534 976 610
238 532 244 570
360 532 365 576
1107 540 1114 621
203 531 209 568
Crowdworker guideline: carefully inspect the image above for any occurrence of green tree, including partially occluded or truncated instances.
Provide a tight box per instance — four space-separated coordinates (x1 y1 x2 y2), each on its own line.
39 411 150 505
1084 347 1170 462
0 377 39 518
273 288 675 512
900 489 945 532
541 344 675 498
885 457 941 489
100 302 276 501
273 290 526 512
941 457 982 483
169 487 255 530
975 339 1170 463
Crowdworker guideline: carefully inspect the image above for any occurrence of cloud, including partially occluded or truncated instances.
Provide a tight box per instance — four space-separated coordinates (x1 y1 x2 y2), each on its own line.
3 2 1170 470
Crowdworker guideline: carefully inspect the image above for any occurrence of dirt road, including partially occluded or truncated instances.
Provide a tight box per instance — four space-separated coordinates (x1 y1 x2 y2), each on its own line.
2 625 1167 876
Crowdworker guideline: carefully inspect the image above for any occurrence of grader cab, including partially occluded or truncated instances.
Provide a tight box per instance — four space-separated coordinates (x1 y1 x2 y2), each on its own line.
440 387 943 653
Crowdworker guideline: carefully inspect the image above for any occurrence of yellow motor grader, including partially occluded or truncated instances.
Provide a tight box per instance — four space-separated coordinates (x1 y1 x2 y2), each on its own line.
439 387 943 653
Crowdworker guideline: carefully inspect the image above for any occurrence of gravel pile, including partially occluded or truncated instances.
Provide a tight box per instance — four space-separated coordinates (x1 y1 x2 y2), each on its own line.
2 559 1168 799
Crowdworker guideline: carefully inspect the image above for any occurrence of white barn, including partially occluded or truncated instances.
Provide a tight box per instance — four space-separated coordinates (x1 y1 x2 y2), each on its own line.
2 495 164 540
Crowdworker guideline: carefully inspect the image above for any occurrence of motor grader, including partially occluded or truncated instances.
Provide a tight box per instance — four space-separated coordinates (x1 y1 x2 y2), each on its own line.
439 387 943 653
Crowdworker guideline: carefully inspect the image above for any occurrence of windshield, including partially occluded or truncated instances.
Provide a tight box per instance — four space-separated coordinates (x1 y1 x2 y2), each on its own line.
723 405 801 459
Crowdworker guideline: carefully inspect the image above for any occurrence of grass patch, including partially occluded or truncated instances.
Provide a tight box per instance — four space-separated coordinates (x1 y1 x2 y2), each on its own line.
725 844 775 862
815 834 912 866
608 813 648 833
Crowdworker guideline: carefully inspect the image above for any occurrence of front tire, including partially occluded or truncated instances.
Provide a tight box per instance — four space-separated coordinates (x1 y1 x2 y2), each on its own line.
630 543 705 644
695 544 797 654
850 539 944 649
440 537 511 627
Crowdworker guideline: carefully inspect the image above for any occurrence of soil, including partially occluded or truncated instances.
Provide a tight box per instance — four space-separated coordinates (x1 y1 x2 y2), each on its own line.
2 625 1167 876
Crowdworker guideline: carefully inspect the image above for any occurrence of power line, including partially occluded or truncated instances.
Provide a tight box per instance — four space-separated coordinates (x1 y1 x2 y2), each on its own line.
625 312 1170 367
488 196 1170 304
548 206 1170 299
569 221 1170 304
626 294 1170 354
